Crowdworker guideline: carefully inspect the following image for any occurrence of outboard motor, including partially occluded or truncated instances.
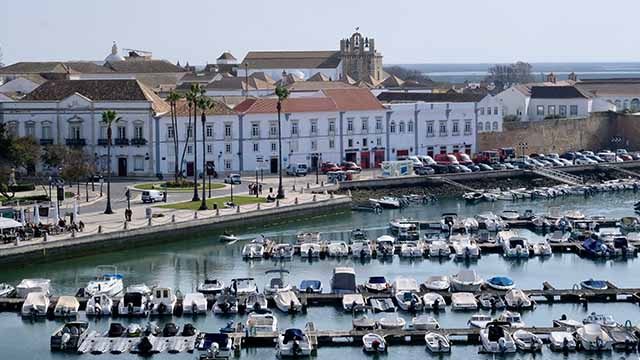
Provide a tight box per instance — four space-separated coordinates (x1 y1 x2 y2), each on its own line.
137 336 153 355
433 299 440 311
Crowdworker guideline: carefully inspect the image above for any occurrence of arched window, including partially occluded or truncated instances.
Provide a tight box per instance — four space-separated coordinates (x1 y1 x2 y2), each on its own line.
390 121 396 133
399 121 405 133
485 121 490 131
615 100 622 110
492 121 498 131
478 122 483 132
631 98 640 112
623 99 630 110
407 121 414 133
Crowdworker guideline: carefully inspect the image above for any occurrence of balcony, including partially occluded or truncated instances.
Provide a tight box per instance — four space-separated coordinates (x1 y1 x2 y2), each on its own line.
98 139 109 146
65 138 86 147
39 139 54 146
131 138 148 146
114 138 130 146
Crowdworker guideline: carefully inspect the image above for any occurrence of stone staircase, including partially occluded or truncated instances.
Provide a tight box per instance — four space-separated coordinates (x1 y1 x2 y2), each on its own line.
531 168 583 186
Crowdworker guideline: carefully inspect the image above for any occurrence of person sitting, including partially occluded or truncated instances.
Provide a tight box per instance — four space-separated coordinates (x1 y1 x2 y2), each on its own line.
266 194 276 202
78 220 85 232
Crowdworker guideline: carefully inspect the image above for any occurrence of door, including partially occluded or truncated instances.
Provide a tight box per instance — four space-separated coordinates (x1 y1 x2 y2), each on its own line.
360 151 370 169
270 157 279 174
345 152 357 163
117 158 127 177
374 150 385 167
396 149 409 159
186 162 194 177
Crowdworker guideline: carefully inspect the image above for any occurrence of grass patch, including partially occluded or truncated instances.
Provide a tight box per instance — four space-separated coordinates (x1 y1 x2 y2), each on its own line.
157 196 266 210
134 182 225 192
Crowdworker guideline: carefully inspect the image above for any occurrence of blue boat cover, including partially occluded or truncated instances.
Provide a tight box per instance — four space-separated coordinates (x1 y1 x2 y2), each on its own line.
368 276 387 284
488 276 514 287
283 329 304 344
582 279 607 289
102 274 124 279
299 280 321 289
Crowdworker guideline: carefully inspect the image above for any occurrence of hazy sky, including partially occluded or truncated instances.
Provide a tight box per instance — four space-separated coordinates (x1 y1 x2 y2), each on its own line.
3 0 640 65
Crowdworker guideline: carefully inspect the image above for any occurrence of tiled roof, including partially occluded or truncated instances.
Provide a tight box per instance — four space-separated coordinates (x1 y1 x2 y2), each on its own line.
308 72 331 82
204 76 275 91
179 72 219 84
286 81 355 91
241 51 341 69
530 86 588 99
172 97 236 116
104 60 185 73
322 88 386 111
576 80 640 97
249 72 275 84
380 75 405 88
0 61 114 74
377 92 485 103
217 52 237 61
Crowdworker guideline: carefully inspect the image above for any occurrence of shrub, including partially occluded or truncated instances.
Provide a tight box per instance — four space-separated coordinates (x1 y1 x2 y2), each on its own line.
165 179 195 188
9 183 35 192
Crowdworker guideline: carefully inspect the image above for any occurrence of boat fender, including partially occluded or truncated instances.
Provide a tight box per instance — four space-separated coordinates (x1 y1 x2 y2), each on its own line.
306 287 314 294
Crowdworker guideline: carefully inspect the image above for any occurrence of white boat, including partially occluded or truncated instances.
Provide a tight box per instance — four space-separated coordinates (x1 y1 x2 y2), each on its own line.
463 217 479 232
549 331 577 352
368 298 396 313
575 323 613 351
21 291 49 317
299 280 322 294
485 276 515 291
197 279 225 296
213 292 238 314
272 243 294 260
219 232 238 242
392 277 419 293
246 311 278 333
296 232 320 244
564 210 585 220
513 329 543 352
362 333 386 353
422 275 450 291
377 315 406 329
244 292 268 313
400 242 424 258
468 314 493 328
422 293 446 311
497 310 526 328
476 212 505 232
126 283 152 297
425 332 450 353
118 290 149 316
300 242 322 258
450 270 483 292
85 266 123 297
86 294 113 316
369 196 400 209
500 210 520 220
273 289 302 313
500 233 530 259
183 293 207 315
342 294 365 312
16 278 50 297
53 296 80 318
411 314 439 330
583 312 619 327
353 315 377 330
505 289 533 309
242 243 264 259
331 267 356 294
150 287 177 316
479 322 516 353
50 321 89 352
277 328 312 357
196 333 232 358
451 235 480 260
532 240 553 256
394 291 423 311
428 240 451 258
365 276 390 293
546 230 569 243
351 240 373 259
376 235 396 257
451 292 477 311
327 242 349 257
230 278 258 296
264 270 291 295
0 283 15 297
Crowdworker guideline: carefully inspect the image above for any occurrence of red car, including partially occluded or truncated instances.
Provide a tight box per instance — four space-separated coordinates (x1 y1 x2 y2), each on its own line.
621 154 633 161
340 161 362 173
320 162 341 173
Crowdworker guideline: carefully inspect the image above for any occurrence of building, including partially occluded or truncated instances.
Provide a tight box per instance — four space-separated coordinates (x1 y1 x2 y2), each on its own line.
575 78 640 112
0 75 48 98
527 86 591 121
476 94 503 133
339 31 384 82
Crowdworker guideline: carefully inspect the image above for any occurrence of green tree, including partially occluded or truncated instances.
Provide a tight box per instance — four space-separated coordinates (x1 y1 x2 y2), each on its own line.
0 124 41 198
61 149 93 195
197 96 214 210
275 86 289 199
166 91 182 181
485 61 534 90
102 110 121 214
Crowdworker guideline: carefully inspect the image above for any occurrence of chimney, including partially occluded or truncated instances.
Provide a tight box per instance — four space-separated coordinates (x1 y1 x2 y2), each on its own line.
568 72 577 82
545 72 557 83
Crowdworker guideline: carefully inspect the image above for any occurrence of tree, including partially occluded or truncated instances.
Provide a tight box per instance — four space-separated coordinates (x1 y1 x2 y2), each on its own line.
197 97 214 210
485 61 534 90
61 149 93 195
12 137 40 174
275 85 290 199
0 124 41 198
41 144 67 169
383 65 433 84
166 91 182 182
102 110 121 214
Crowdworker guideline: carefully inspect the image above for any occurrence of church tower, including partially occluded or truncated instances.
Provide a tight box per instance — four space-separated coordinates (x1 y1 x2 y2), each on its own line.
340 31 383 82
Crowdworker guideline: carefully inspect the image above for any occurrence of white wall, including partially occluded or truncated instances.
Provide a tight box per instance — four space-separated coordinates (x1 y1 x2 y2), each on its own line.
0 77 42 95
495 86 529 119
527 98 589 121
237 66 342 81
477 95 503 132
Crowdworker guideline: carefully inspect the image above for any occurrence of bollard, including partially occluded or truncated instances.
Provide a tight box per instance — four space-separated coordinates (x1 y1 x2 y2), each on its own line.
98 225 102 233
194 211 198 219
330 192 334 199
306 182 310 189
276 200 280 208
216 208 220 216
321 181 324 187
71 229 76 238
301 188 304 194
294 197 298 205
171 214 176 223
257 203 261 210
347 190 352 197
15 238 18 246
292 184 296 191
237 206 241 213
148 218 152 226
124 221 128 230
324 190 328 195
312 195 317 202
44 233 48 242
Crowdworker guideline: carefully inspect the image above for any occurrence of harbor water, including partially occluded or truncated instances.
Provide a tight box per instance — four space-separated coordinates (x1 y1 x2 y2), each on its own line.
1 191 639 359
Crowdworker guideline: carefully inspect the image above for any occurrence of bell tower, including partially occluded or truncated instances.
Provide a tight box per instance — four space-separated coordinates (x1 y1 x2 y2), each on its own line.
340 29 383 82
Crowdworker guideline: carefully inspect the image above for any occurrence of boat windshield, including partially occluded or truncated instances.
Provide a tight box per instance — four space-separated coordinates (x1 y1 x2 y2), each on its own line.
510 238 525 247
368 277 386 284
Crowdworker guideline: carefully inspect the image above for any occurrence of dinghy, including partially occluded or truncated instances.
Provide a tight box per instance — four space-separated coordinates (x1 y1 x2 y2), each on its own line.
450 270 483 292
183 293 207 315
352 316 377 330
422 293 446 311
377 315 406 330
580 279 607 290
411 315 439 330
197 279 225 297
478 293 506 310
428 240 451 258
246 311 278 333
362 333 386 353
244 292 268 313
0 283 15 297
468 314 493 328
479 321 516 353
328 242 349 257
486 276 515 291
219 232 238 242
213 292 238 315
505 289 533 309
300 242 322 258
425 332 450 353
86 294 114 316
549 331 576 352
451 292 477 311
365 276 390 293
422 275 450 291
150 287 177 316
242 243 264 259
16 278 50 297
575 324 613 351
21 291 49 317
368 298 396 313
272 243 294 260
50 321 89 351
299 280 322 294
342 294 366 312
53 296 80 318
273 289 302 314
497 310 526 328
85 266 123 297
513 329 543 352
277 328 313 357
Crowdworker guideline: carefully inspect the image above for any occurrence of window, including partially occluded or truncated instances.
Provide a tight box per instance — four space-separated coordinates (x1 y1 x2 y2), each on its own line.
427 121 434 136
6 123 17 137
453 145 459 153
485 121 490 130
376 137 382 146
362 138 368 148
328 119 336 133
42 125 51 139
479 107 484 115
548 105 556 116
390 121 396 133
187 145 193 154
347 118 354 132
224 124 232 137
225 143 232 154
269 122 277 137
290 121 298 136
253 143 259 152
478 122 483 131
167 125 174 139
206 125 213 138
186 125 192 138
271 142 277 152
288 140 298 152
251 123 260 138
224 160 232 170
329 139 335 149
134 126 143 139
361 117 369 131
439 121 447 136
559 105 567 117
207 144 213 153
570 105 578 116
452 121 459 135
487 107 492 115
407 121 413 133
427 146 434 157
494 107 498 115
348 139 353 148
439 146 447 154
133 156 144 171
399 121 405 133
492 121 498 131
375 117 383 131
25 123 35 138
311 140 317 151
624 99 630 110
310 120 318 135
536 105 544 116
70 125 81 139
615 100 622 109
117 126 126 139
464 120 471 134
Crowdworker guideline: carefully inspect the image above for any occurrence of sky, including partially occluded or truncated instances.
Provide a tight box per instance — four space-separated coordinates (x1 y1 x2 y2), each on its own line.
2 0 640 66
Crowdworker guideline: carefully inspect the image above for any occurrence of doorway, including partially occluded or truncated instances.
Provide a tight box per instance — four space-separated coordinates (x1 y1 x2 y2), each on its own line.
360 151 370 169
186 162 194 177
345 152 357 163
117 158 127 177
270 157 279 174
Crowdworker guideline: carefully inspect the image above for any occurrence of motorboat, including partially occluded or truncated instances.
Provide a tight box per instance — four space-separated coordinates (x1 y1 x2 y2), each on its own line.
85 266 124 297
331 267 356 294
500 210 520 221
440 213 463 232
400 242 424 258
450 270 483 292
327 242 349 257
352 316 377 330
425 332 450 353
463 191 485 203
580 279 608 290
392 277 419 294
582 236 612 258
365 276 390 293
351 240 373 259
497 310 526 328
583 312 619 327
195 333 233 359
604 325 639 351
272 243 294 260
555 217 572 232
213 291 238 314
150 287 176 316
246 311 278 333
273 289 302 314
478 294 506 310
219 231 238 242
53 296 80 318
450 235 480 260
554 315 583 330
183 293 207 315
505 289 533 309
362 333 386 353
377 315 406 330
513 329 543 352
500 234 530 259
428 240 451 258
575 323 613 351
610 236 636 257
50 321 89 351
620 216 640 232
564 210 585 220
411 314 439 330
230 278 258 296
0 283 15 297
451 292 477 311
422 275 450 291
532 240 553 256
300 242 322 258
350 228 368 243
197 279 225 297
463 217 479 232
242 243 264 259
299 280 322 294
368 297 396 313
479 321 516 353
485 276 515 291
549 331 577 352
394 291 423 312
369 196 401 209
277 328 312 357
422 293 446 311
21 291 49 317
16 278 50 297
389 219 419 241
244 292 268 313
342 294 366 312
376 235 395 257
264 270 291 295
468 314 493 328
86 294 113 316
166 323 198 354
546 230 569 243
296 232 320 244
476 212 505 232
118 290 149 316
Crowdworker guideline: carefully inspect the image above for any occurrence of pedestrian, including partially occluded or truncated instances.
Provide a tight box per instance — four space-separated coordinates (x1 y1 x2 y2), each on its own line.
259 183 262 194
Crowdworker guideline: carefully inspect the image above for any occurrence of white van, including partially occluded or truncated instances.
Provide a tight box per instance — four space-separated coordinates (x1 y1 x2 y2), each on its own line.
141 190 163 203
286 163 308 176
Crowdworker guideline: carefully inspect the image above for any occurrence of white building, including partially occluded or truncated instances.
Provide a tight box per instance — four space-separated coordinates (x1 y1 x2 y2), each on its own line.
575 78 640 112
238 51 343 81
527 86 591 121
476 94 503 133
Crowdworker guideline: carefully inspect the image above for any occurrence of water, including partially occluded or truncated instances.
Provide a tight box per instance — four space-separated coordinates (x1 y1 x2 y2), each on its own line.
1 191 640 359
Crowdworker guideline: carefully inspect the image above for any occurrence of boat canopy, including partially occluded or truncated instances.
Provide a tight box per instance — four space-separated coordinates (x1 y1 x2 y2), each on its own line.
368 276 387 284
299 280 321 289
283 328 305 343
488 277 513 287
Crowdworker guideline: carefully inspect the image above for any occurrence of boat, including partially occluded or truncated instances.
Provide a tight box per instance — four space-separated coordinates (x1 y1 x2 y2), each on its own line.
197 279 225 297
583 312 619 327
118 290 149 316
377 315 406 329
242 243 264 259
244 292 268 312
532 240 553 256
350 228 368 243
394 291 423 312
411 314 439 330
230 278 258 296
463 191 485 203
277 328 312 357
475 212 505 232
351 240 373 259
389 218 419 241
50 321 89 351
486 276 515 291
150 287 176 316
342 294 366 312
549 331 577 352
368 297 396 313
376 235 395 257
53 296 80 318
327 242 349 257
296 232 320 244
504 289 533 309
620 216 640 232
299 280 322 294
428 240 451 258
362 333 386 353
610 236 636 257
575 323 613 351
271 243 294 260
450 235 480 260
450 270 483 292
500 210 520 221
369 196 401 209
273 289 302 313
331 267 356 294
564 210 586 220
246 311 278 333
16 278 50 297
85 266 124 297
400 242 424 258
422 293 446 311
219 321 236 334
582 236 613 258
21 291 49 317
264 270 291 295
554 315 583 330
463 217 479 232
352 315 377 330
166 323 198 354
468 314 493 328
422 275 450 291
497 310 526 328
213 291 238 314
425 332 450 353
451 292 477 311
365 276 390 293
219 231 238 242
604 325 639 351
183 292 208 315
196 333 233 359
478 294 506 310
513 329 543 352
546 230 569 243
479 321 516 353
580 279 608 290
500 234 530 259
86 294 114 316
392 277 419 294
300 242 322 258
0 283 15 297
440 213 463 232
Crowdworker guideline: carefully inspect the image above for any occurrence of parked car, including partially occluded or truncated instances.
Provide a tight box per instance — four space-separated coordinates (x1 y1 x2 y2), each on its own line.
498 147 516 161
454 153 474 165
631 152 640 160
435 153 459 165
432 164 450 174
447 164 462 173
616 149 629 156
478 163 494 171
224 174 242 184
458 164 472 173
560 152 577 161
575 156 597 165
286 163 309 176
597 151 620 162
340 161 362 173
320 162 341 174
585 154 605 163
418 155 437 166
491 163 507 170
407 156 424 169
415 166 435 175
502 162 516 169
141 190 163 203
467 164 481 172
620 154 634 161
475 150 499 164
546 158 565 166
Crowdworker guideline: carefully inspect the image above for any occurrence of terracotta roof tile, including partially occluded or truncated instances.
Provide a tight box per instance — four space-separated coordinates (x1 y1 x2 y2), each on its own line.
241 51 341 69
173 97 236 116
322 88 386 111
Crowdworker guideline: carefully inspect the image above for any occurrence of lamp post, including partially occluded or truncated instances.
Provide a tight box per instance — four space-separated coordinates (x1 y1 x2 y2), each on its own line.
199 111 208 211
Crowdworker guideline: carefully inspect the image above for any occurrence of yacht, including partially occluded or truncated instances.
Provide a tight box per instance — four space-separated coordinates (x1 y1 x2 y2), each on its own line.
230 278 258 296
497 310 526 328
575 324 613 351
513 330 543 352
376 235 396 257
277 328 312 357
450 270 483 292
242 243 264 259
50 321 89 352
468 314 493 328
400 242 424 258
86 294 114 316
394 291 423 311
479 322 516 353
272 243 294 260
500 233 530 259
53 296 80 318
150 287 177 316
505 289 533 309
422 275 450 291
273 289 302 313
213 291 238 314
246 311 278 333
451 292 478 311
331 267 356 294
549 331 577 352
422 293 446 311
85 266 124 297
377 315 406 329
532 240 553 256
342 294 365 312
300 242 322 258
16 278 51 297
411 315 439 330
362 333 386 353
21 291 49 317
425 332 450 353
264 270 291 295
365 276 390 293
197 279 225 297
327 242 349 257
183 293 207 315
296 232 320 244
350 240 373 259
428 240 451 258
118 289 149 316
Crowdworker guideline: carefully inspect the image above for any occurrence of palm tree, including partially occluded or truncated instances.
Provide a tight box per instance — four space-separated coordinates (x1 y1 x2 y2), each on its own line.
197 97 214 210
101 110 121 214
166 91 182 182
179 91 195 178
190 84 205 202
275 86 290 199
